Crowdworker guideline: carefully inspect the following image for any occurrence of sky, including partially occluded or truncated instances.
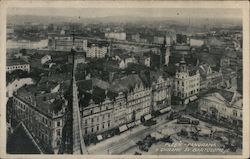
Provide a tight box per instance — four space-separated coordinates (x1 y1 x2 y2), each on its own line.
8 8 242 19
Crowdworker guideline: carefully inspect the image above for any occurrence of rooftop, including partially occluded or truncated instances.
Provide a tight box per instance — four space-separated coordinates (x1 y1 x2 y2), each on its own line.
109 74 145 93
16 84 65 117
7 59 29 66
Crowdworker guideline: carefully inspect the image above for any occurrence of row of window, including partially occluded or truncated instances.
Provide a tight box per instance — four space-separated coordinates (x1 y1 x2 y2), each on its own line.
7 65 29 69
84 121 111 134
84 113 111 124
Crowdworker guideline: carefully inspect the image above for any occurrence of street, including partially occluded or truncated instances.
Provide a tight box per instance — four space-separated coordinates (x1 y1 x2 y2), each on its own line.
87 112 242 155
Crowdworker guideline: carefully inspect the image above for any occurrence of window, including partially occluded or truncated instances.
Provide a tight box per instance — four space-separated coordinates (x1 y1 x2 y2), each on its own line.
85 128 88 134
97 125 99 131
56 129 61 136
91 118 94 123
57 140 61 146
57 121 60 127
91 127 94 132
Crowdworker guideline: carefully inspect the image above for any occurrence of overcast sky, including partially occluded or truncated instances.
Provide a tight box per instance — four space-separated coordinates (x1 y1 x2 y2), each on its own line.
8 8 242 19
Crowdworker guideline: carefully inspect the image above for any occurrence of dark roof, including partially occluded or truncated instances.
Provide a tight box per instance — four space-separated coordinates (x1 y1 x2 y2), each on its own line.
37 81 59 93
7 59 29 66
109 74 144 93
16 85 64 117
218 89 235 103
7 123 40 154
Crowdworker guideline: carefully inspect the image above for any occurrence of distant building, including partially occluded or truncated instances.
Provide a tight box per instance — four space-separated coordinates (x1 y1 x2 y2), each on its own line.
48 35 88 52
153 36 164 44
41 55 52 65
131 33 140 42
190 39 204 47
164 47 171 66
6 59 30 73
7 39 48 49
118 57 137 69
86 43 108 58
198 63 223 90
198 89 242 127
12 84 67 153
105 32 126 41
176 34 189 44
114 53 137 69
174 58 200 104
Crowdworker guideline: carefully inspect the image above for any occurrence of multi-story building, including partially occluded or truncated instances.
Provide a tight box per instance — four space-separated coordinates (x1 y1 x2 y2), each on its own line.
48 35 88 52
110 74 152 123
198 89 242 127
105 32 126 41
113 92 127 127
7 39 48 49
198 63 223 90
150 71 173 112
77 80 117 137
174 58 200 104
86 44 108 58
131 33 140 42
12 84 66 153
6 59 30 73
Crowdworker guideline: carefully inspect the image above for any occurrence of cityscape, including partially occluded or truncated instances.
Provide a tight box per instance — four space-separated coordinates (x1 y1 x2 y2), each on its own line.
5 8 243 155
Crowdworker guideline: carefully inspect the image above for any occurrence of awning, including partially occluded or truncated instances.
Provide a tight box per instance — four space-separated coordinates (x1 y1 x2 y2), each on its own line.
160 107 171 113
200 107 207 111
135 120 141 125
190 95 198 102
97 135 103 141
119 125 128 132
144 114 152 121
127 122 135 128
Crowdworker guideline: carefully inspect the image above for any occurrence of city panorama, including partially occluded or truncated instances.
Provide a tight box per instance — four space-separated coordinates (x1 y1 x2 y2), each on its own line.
5 7 243 155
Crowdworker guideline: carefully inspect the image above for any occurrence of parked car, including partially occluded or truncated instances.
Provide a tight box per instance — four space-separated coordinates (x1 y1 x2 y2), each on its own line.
177 117 191 124
191 120 200 125
161 136 173 143
169 112 181 120
134 151 142 155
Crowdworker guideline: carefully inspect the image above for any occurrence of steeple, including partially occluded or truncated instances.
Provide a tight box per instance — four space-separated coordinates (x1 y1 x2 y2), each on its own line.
179 56 187 72
160 35 167 70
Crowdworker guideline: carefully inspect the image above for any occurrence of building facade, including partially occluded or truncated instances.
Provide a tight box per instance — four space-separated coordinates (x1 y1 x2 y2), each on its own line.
12 85 66 153
126 82 151 123
174 58 200 104
105 32 126 41
198 90 242 127
151 73 172 111
6 59 30 73
86 44 108 58
48 35 88 52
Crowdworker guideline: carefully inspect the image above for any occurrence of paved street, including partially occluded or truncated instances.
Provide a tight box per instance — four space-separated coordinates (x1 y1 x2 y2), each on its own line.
87 113 242 155
87 112 171 154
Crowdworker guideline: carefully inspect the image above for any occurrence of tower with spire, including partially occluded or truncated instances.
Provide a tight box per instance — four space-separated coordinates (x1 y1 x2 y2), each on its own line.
59 30 87 154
